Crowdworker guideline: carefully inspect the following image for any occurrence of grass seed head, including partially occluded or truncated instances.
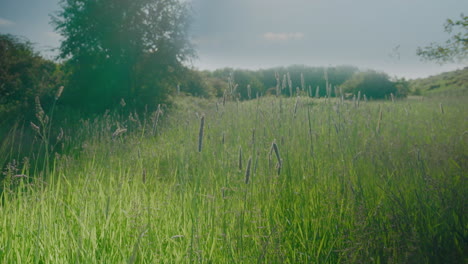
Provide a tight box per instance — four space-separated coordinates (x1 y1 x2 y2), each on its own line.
30 122 40 135
55 86 64 100
245 157 252 184
198 115 205 152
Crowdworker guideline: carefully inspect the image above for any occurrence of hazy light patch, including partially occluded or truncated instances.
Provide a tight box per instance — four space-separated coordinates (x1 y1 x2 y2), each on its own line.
263 32 304 41
0 17 14 26
45 31 61 40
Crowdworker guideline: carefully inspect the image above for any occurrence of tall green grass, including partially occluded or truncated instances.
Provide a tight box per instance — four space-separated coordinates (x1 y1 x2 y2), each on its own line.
1 94 467 263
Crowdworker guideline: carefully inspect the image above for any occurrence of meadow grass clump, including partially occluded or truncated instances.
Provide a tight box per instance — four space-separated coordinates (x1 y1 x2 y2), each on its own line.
0 92 466 263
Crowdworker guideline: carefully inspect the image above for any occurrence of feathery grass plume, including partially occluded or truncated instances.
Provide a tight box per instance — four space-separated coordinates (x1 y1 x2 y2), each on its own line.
271 141 282 175
55 86 64 100
315 86 320 98
56 127 64 142
198 115 205 152
376 106 383 134
120 98 126 107
281 74 286 91
152 104 163 134
287 72 293 97
364 94 368 102
439 103 444 114
275 72 281 96
238 146 243 170
228 72 234 94
308 85 312 97
30 122 40 135
112 128 127 138
245 157 252 184
390 93 395 103
247 84 251 100
34 96 47 125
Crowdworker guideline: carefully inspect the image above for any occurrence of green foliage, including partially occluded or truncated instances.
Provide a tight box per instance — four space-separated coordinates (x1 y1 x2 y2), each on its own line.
0 34 63 122
1 94 466 263
52 0 194 113
410 67 468 95
340 70 398 99
177 69 215 98
231 69 264 100
394 77 410 98
417 13 468 64
209 65 358 99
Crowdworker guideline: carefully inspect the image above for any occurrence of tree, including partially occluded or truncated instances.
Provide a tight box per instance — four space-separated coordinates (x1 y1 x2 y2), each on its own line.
340 71 397 99
417 13 467 64
0 34 62 120
52 0 194 113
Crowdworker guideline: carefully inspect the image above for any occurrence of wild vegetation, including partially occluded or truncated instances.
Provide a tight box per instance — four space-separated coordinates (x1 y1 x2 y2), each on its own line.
1 1 466 262
409 67 468 95
1 89 466 263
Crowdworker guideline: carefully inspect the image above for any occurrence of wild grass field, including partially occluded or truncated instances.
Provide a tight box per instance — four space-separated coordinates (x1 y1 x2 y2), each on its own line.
0 92 467 263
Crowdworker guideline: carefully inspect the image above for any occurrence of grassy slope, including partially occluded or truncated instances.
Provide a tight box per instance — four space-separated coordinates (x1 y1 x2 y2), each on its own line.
410 67 468 95
1 94 467 263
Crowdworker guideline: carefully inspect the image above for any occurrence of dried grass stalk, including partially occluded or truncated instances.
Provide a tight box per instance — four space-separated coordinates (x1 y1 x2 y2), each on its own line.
245 157 252 184
238 146 243 170
198 115 205 152
271 141 282 175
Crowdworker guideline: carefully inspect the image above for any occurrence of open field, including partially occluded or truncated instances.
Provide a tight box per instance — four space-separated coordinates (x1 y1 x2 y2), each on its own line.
1 93 467 263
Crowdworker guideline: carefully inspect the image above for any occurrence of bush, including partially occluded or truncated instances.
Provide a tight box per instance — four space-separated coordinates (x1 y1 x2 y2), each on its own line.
340 70 397 99
0 34 63 121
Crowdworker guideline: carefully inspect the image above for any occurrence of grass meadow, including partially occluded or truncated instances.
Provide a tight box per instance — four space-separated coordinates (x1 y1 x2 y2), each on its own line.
0 93 467 263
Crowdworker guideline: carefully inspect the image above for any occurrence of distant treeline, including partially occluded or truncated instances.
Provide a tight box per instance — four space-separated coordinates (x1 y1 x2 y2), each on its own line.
189 65 359 99
1 33 409 127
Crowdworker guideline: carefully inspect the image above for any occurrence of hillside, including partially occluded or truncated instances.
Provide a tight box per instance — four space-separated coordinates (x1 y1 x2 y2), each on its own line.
410 67 468 95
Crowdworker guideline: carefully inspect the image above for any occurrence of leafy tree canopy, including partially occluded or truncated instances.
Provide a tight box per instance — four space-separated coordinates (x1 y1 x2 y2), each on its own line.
417 13 467 64
51 0 194 113
340 70 398 99
0 34 62 121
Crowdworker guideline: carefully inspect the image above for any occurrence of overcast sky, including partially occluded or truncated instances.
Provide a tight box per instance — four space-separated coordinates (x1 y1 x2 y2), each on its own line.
1 0 467 79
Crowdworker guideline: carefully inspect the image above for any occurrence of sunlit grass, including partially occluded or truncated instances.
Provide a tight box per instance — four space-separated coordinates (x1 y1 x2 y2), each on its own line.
1 94 467 263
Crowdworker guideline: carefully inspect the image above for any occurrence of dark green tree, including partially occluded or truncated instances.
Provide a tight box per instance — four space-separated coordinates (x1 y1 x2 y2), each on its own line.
417 13 467 64
52 0 194 113
0 34 62 121
340 70 397 99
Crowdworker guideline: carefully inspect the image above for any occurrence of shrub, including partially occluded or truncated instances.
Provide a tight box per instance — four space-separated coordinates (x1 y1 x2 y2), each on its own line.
340 70 397 99
0 34 62 121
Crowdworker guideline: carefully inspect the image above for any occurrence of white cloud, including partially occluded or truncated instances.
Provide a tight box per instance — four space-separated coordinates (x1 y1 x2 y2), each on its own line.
262 32 304 41
0 17 14 26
